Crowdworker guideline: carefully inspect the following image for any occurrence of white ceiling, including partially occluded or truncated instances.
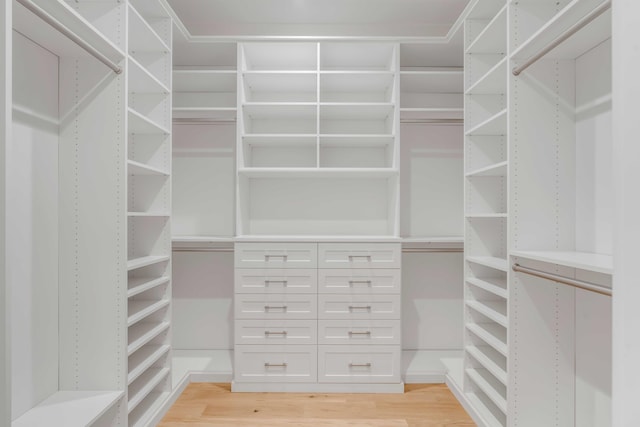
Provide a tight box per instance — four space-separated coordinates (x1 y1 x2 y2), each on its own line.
166 0 470 38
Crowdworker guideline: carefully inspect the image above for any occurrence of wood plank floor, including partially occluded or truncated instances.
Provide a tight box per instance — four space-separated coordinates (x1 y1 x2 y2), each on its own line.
158 383 475 427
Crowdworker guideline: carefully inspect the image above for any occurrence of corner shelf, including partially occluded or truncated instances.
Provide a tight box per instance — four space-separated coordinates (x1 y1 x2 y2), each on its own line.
465 109 507 136
466 160 508 177
511 250 613 275
127 255 170 271
467 256 508 272
465 368 507 414
11 391 124 427
466 300 508 328
128 276 171 298
466 277 508 299
466 322 508 357
128 160 169 177
466 5 508 55
128 322 171 356
466 345 508 385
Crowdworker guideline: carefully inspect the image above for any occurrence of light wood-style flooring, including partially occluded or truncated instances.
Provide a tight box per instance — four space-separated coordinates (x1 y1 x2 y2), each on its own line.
159 383 475 427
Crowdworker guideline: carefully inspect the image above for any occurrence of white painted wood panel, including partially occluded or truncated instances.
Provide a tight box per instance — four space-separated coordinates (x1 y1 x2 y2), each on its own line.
235 320 317 345
318 243 401 268
318 269 400 294
318 294 401 320
318 320 401 345
235 294 317 320
234 345 317 383
318 345 401 383
235 268 317 294
235 242 318 269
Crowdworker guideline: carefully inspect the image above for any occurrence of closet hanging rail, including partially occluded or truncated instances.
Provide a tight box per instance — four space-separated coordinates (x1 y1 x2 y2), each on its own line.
512 0 611 76
16 0 123 74
512 263 612 296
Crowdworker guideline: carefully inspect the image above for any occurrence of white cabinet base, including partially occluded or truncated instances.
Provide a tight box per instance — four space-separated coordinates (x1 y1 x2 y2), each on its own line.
230 381 405 393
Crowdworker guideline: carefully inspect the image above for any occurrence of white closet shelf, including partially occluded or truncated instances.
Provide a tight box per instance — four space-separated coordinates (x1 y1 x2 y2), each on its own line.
402 236 464 244
320 103 394 119
127 367 170 414
511 250 613 275
11 391 124 427
128 345 171 386
466 256 508 272
128 322 171 356
467 0 506 20
402 350 465 383
511 0 612 61
173 107 237 120
128 108 170 135
465 109 507 136
244 72 317 93
174 69 236 92
466 300 508 328
127 255 170 271
400 108 463 120
466 213 508 219
466 57 507 95
234 235 402 243
129 0 171 21
466 5 508 55
244 70 317 75
127 212 170 217
172 236 235 244
466 160 507 177
320 70 394 74
128 160 169 176
320 133 395 139
128 3 171 54
466 277 508 299
237 168 398 179
127 299 170 327
466 345 508 386
320 72 394 94
400 70 463 94
465 368 507 414
129 57 170 95
319 136 393 147
466 323 508 357
128 391 170 427
13 0 125 65
465 391 506 427
243 103 316 119
128 276 171 298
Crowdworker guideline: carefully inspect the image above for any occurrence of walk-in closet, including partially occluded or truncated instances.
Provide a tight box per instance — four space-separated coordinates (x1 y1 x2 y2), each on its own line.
2 0 639 426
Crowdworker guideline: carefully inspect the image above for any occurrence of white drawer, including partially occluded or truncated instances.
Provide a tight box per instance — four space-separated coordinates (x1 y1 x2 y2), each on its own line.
235 269 317 294
235 294 317 320
318 269 400 294
318 243 401 269
234 345 317 383
318 345 401 383
318 294 400 320
235 243 317 269
318 320 400 345
235 320 317 345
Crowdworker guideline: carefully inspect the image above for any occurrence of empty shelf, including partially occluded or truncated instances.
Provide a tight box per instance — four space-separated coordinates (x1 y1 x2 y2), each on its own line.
466 300 508 328
466 322 508 356
466 277 508 299
129 57 169 94
400 70 463 93
127 391 170 427
465 110 507 136
465 391 507 427
511 250 612 275
173 107 236 120
467 256 508 272
128 345 171 385
174 69 236 92
128 276 171 298
466 345 507 386
128 299 170 327
128 322 170 356
400 108 463 120
127 160 169 176
238 167 398 179
127 367 170 413
128 108 170 135
466 5 508 54
127 255 170 271
128 3 170 54
466 57 507 95
466 160 508 177
466 368 507 414
12 391 124 427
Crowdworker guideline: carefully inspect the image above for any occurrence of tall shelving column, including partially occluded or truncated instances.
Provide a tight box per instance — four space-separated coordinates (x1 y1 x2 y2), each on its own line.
463 0 509 426
126 1 173 425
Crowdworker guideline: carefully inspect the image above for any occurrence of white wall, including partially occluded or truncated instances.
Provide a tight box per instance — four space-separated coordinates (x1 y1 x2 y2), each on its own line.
0 1 10 424
9 32 59 419
612 1 640 425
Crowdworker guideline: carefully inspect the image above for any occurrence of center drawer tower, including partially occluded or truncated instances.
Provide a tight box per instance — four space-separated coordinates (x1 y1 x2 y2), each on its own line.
233 242 402 392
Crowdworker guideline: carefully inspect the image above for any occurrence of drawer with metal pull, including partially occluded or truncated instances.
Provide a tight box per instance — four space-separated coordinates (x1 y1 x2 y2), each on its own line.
317 243 401 269
318 269 400 294
318 345 401 383
318 294 400 320
235 243 317 269
318 320 400 345
235 294 317 320
235 320 317 345
235 268 317 294
234 345 317 383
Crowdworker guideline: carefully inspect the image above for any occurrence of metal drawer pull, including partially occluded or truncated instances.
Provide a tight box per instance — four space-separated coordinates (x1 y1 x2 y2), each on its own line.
349 363 372 368
349 280 372 286
348 305 372 311
265 254 288 261
264 363 287 368
265 331 288 336
348 331 371 336
348 255 372 261
264 305 288 311
265 280 288 286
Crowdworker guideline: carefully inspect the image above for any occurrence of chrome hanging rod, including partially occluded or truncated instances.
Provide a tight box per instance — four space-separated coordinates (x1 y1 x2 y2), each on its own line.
512 0 611 76
16 0 122 74
512 263 612 296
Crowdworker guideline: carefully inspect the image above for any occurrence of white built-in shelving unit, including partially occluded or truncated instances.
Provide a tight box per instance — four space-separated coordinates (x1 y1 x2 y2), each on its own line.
237 42 400 238
8 0 128 425
126 1 173 426
508 0 612 426
463 0 509 426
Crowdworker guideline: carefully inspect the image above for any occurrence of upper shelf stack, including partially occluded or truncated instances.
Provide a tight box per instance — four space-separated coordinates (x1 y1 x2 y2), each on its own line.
126 0 173 425
236 42 400 238
463 0 509 426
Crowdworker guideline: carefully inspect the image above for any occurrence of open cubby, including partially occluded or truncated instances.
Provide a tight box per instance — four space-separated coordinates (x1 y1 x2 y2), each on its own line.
241 43 318 71
243 72 317 102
